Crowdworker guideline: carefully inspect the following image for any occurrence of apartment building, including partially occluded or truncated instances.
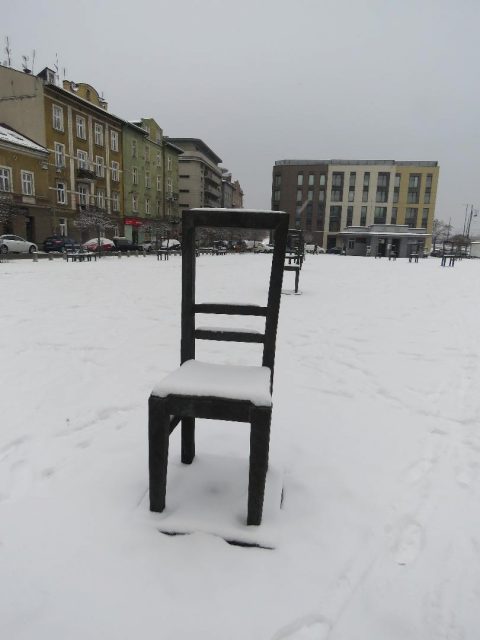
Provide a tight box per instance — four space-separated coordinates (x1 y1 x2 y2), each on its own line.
0 65 132 240
272 160 439 250
0 124 50 239
168 138 223 210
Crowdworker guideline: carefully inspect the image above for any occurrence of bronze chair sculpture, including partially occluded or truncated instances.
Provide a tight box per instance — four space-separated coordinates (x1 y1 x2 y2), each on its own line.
148 208 289 525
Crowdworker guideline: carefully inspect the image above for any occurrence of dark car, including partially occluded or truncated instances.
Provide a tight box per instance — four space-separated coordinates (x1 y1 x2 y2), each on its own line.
43 236 80 253
326 246 343 254
113 237 141 252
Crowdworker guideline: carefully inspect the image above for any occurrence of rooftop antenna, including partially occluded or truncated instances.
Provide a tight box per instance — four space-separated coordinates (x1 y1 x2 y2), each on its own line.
21 54 31 73
31 49 36 74
4 36 12 67
54 53 59 85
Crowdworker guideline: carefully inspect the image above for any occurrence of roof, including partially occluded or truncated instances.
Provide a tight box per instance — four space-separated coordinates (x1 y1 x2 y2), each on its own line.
275 159 438 167
168 138 222 164
0 123 47 153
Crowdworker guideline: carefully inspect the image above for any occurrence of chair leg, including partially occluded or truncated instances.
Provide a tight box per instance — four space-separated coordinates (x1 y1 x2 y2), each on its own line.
148 395 170 512
181 417 195 464
247 406 272 526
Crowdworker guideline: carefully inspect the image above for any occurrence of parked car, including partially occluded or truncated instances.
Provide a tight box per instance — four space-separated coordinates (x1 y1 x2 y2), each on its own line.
112 236 141 252
326 246 343 254
141 241 156 253
160 240 181 251
0 234 37 254
82 237 115 252
43 236 80 253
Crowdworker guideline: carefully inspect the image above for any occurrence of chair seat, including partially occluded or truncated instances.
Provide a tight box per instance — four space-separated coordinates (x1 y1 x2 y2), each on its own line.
152 359 272 407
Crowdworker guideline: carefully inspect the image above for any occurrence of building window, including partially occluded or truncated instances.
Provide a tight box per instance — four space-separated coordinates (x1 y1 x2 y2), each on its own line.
52 104 64 131
316 211 324 230
112 191 120 212
348 240 355 250
145 145 150 161
157 175 162 192
422 208 429 228
295 206 302 227
59 217 67 236
331 172 344 202
145 198 151 215
362 188 369 203
348 189 355 202
394 173 401 187
273 189 280 201
94 123 104 146
363 172 370 187
308 174 314 186
391 207 397 224
329 206 342 232
319 174 326 186
77 149 88 169
167 156 172 171
374 206 387 223
405 207 417 227
426 174 432 188
306 203 313 230
111 161 120 182
332 172 343 187
57 181 67 205
0 166 12 192
297 173 303 186
54 142 65 168
167 177 172 194
76 115 86 139
274 174 281 187
307 189 313 202
296 189 302 203
376 172 389 203
96 188 105 209
157 200 162 216
132 194 138 212
145 171 151 188
132 167 138 185
360 206 367 226
95 156 105 177
319 190 325 203
111 130 119 152
424 190 431 204
156 153 161 167
407 174 420 204
349 172 356 187
21 170 34 196
347 206 353 227
78 184 89 206
393 174 400 203
132 139 137 158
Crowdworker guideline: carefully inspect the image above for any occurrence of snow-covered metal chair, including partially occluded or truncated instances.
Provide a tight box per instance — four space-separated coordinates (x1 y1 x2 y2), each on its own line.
148 208 289 525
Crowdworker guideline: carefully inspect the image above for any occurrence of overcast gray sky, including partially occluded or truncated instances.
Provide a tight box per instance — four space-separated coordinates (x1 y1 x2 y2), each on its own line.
3 0 479 232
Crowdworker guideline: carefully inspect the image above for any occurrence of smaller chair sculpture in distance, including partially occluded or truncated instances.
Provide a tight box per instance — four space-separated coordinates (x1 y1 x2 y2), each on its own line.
148 208 289 526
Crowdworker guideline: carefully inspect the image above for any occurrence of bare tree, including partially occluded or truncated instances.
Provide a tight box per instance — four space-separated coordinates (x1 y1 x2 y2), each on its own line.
74 206 116 256
432 219 453 248
0 195 27 231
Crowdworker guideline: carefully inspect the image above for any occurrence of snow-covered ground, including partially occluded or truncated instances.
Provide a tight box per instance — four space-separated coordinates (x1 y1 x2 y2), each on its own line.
1 253 480 639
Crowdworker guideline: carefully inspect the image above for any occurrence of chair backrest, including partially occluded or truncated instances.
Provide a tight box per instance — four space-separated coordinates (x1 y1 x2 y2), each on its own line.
181 208 289 387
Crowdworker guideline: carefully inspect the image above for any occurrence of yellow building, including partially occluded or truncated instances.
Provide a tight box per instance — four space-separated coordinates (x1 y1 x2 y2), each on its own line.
0 124 50 239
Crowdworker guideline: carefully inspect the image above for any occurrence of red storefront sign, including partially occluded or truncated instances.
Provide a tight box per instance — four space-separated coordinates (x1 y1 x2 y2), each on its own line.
124 217 143 227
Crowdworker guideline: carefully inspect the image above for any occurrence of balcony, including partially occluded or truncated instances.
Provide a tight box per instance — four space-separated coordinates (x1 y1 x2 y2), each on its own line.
77 167 96 181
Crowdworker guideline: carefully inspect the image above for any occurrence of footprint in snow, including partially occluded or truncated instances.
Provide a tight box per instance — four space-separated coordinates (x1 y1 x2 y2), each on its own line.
393 521 424 566
271 614 331 640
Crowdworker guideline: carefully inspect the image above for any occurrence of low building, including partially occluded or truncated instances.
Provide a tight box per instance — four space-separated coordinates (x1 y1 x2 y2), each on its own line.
0 124 50 239
338 223 429 257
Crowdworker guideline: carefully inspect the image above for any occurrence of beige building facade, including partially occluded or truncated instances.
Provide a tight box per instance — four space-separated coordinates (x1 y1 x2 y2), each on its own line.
272 160 439 250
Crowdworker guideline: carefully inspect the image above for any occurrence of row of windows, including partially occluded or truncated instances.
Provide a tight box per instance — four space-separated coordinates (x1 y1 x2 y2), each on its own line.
0 166 36 196
52 104 120 151
274 171 434 192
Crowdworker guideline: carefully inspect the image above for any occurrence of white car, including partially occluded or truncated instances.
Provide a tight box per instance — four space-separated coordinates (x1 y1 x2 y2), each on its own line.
0 234 38 254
